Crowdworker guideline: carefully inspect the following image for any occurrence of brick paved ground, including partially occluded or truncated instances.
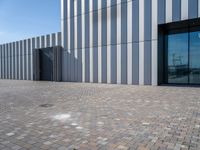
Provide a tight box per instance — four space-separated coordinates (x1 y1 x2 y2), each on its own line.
0 80 200 150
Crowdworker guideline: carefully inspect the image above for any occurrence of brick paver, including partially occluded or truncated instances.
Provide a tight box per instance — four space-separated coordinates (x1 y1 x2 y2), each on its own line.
0 80 200 150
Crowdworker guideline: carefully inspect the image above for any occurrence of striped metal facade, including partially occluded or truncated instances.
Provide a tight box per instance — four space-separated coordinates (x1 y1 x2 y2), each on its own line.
61 0 200 85
1 0 200 85
0 32 61 80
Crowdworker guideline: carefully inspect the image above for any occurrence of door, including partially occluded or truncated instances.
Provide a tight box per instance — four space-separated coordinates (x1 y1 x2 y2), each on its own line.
189 31 200 84
39 48 53 81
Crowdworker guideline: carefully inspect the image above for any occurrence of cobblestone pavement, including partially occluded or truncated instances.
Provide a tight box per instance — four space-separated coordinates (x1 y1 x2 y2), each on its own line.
0 80 200 150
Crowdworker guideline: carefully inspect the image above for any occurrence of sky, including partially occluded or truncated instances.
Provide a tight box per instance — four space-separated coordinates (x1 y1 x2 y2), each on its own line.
0 0 60 44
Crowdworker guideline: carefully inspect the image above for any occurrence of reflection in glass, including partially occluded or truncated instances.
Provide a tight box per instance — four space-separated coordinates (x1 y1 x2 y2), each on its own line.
189 31 200 84
167 33 189 84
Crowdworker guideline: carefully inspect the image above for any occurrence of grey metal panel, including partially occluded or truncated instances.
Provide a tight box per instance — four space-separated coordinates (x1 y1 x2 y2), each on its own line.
111 3 117 45
41 36 45 48
62 50 68 81
110 45 117 84
61 0 67 20
85 13 90 48
70 49 75 81
51 33 56 47
132 42 139 85
77 49 82 82
188 0 198 19
93 47 98 82
121 43 127 84
77 0 82 16
172 0 181 22
85 48 90 82
144 41 151 85
15 42 19 80
46 35 50 47
12 42 15 79
2 45 5 79
93 10 98 47
27 39 31 80
36 37 40 48
23 40 27 80
57 32 62 46
70 0 74 17
77 15 82 49
158 0 165 24
8 44 11 79
67 46 71 81
85 0 90 14
102 0 107 8
102 46 107 83
19 41 23 80
1 44 3 79
132 0 139 42
121 1 127 44
144 0 152 41
102 7 107 46
93 0 98 11
5 44 8 79
74 50 78 82
111 0 116 6
32 49 40 81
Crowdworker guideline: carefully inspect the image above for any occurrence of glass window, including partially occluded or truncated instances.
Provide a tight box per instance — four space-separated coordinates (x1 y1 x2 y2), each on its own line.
189 31 200 84
167 33 189 84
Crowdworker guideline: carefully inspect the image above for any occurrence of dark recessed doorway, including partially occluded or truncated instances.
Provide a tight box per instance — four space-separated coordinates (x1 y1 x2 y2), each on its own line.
33 46 62 82
159 18 200 85
39 48 53 81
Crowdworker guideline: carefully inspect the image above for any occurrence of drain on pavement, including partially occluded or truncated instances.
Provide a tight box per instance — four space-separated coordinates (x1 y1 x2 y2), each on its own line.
39 104 54 108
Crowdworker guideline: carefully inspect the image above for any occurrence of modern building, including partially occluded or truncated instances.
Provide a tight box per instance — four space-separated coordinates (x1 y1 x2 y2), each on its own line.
1 0 200 86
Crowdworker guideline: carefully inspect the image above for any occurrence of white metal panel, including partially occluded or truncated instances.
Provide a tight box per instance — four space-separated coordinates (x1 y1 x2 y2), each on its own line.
151 40 158 85
82 0 85 82
89 0 93 83
152 0 158 85
117 0 121 84
107 0 111 84
98 0 102 83
181 0 189 20
199 0 200 17
74 0 78 49
166 0 172 23
127 0 132 85
139 0 144 85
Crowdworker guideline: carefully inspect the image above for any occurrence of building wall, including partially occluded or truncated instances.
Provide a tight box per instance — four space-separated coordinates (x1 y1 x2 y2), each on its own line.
0 32 61 80
61 0 200 85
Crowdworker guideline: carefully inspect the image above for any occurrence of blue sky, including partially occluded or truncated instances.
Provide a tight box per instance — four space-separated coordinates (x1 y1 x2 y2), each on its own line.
0 0 60 44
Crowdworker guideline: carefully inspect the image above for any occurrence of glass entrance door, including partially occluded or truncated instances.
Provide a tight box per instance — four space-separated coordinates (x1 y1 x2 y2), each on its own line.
189 31 200 84
166 30 200 84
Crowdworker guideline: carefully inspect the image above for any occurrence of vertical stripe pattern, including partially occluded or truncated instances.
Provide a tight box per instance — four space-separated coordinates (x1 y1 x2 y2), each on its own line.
0 32 61 80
